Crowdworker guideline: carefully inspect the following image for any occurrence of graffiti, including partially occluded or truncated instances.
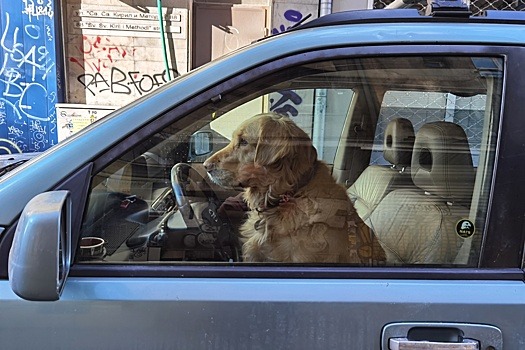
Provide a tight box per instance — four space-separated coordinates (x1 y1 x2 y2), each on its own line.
0 102 5 125
30 119 47 151
0 138 23 154
1 13 55 121
69 34 178 101
1 18 55 82
69 35 137 73
77 67 179 96
272 9 304 35
8 125 24 138
22 0 54 22
0 4 58 154
45 25 53 42
270 90 303 117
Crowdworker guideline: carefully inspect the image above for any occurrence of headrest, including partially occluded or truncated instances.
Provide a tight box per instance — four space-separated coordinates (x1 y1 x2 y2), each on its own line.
383 118 415 167
412 121 475 203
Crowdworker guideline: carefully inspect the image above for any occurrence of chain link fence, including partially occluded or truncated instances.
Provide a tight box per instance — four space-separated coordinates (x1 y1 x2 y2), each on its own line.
374 0 525 14
371 92 486 166
369 1 506 166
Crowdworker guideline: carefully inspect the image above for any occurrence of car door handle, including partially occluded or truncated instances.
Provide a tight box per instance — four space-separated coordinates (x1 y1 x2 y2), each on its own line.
382 322 502 350
389 337 479 349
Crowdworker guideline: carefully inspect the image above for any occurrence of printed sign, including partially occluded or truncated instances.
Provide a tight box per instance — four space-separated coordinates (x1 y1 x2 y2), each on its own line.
56 104 116 142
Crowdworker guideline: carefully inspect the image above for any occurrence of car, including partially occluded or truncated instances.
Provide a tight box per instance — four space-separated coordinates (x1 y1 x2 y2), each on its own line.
1 1 524 348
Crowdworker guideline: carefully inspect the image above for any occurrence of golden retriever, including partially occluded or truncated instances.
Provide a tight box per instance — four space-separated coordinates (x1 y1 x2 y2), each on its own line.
203 112 384 264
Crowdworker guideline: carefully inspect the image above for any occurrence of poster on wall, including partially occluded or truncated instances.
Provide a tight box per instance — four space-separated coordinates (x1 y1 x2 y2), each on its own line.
56 104 116 142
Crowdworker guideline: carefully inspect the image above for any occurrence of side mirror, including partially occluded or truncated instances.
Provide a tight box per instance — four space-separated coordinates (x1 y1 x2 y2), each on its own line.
190 131 213 158
8 191 72 301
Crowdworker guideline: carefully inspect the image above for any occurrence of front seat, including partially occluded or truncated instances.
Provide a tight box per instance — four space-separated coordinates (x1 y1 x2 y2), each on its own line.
347 117 415 225
368 121 475 264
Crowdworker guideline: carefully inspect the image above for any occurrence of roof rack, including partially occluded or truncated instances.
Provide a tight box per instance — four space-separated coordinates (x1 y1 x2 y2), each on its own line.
424 0 471 17
385 0 471 15
289 7 525 32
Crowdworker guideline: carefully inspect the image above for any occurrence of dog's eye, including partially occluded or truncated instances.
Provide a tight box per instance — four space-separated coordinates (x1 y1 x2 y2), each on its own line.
238 138 249 147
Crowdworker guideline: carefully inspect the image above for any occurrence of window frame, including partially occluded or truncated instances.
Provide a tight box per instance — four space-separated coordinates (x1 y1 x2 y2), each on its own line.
65 44 525 279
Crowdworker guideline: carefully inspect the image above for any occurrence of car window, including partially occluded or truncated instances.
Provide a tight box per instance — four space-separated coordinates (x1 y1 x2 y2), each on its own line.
207 89 350 165
78 55 502 267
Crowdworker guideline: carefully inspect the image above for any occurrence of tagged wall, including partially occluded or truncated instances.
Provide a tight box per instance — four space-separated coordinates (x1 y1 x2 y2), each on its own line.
271 0 318 35
65 0 189 107
0 0 60 154
0 0 370 155
269 0 318 135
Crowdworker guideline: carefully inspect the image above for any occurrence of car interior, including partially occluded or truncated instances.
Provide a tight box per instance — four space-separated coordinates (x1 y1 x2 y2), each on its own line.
77 55 502 267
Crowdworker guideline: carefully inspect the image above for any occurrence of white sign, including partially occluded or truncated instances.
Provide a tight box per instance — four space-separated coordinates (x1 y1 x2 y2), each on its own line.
56 104 117 142
69 5 187 39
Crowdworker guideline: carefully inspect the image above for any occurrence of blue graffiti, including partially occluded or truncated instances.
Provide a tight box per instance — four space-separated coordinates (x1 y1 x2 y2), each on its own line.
270 90 303 117
0 2 58 154
271 9 304 35
284 9 303 22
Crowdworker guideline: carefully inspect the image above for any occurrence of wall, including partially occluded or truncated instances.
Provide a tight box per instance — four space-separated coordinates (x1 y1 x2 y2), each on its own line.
64 0 190 107
192 2 269 68
0 0 61 154
271 0 318 34
332 0 373 12
0 0 373 155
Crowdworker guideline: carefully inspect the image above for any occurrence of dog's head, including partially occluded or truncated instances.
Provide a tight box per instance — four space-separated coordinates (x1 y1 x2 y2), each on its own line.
203 112 317 191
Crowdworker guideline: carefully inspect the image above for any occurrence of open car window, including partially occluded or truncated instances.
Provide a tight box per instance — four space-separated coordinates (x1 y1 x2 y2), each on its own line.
78 55 502 267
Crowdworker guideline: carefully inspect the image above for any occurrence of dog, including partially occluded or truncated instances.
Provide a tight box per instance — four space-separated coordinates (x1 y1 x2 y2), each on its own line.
203 112 384 264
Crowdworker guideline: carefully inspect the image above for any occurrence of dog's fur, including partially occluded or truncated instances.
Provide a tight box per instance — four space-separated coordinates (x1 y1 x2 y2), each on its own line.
204 112 380 263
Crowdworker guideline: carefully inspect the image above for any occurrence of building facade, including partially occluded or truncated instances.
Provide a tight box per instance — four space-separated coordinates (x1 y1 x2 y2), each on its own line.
0 0 407 154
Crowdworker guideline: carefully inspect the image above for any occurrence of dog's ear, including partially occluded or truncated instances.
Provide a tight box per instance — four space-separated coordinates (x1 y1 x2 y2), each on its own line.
254 114 317 168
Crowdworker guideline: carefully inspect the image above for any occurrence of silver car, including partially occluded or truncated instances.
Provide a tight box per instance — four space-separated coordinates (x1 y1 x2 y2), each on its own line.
1 3 523 349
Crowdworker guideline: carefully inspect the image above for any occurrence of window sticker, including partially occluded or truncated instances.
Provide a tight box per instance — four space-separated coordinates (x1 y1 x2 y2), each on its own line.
456 219 475 238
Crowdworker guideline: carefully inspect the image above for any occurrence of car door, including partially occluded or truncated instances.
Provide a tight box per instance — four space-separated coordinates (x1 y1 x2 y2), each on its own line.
2 39 525 349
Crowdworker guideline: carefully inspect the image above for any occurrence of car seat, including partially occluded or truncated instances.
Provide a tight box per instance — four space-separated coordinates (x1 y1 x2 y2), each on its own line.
347 118 416 225
368 121 475 264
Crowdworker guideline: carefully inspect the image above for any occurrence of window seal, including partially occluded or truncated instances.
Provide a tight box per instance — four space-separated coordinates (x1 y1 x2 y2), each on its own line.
70 264 524 280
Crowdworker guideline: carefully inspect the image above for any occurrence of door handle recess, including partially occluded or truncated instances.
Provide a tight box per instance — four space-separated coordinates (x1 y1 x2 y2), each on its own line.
382 322 502 350
389 337 479 349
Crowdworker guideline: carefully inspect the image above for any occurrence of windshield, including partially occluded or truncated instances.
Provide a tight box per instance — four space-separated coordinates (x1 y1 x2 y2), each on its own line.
0 153 39 176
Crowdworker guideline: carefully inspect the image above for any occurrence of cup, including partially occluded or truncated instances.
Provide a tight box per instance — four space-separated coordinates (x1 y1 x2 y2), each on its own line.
79 237 106 258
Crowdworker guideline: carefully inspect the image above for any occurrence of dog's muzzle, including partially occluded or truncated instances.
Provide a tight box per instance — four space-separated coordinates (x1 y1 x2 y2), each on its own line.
207 169 239 189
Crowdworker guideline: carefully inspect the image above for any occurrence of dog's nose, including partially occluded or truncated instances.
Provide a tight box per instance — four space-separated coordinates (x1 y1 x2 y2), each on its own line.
203 159 215 171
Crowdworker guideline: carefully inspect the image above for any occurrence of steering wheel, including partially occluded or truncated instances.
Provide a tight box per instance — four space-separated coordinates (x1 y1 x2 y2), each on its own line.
170 163 240 261
171 163 217 218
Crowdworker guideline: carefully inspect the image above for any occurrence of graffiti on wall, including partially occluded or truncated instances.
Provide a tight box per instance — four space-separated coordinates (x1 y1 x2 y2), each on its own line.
22 0 54 21
269 7 313 119
271 9 305 35
69 35 179 98
77 67 179 96
69 35 137 73
270 90 303 117
0 1 59 154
